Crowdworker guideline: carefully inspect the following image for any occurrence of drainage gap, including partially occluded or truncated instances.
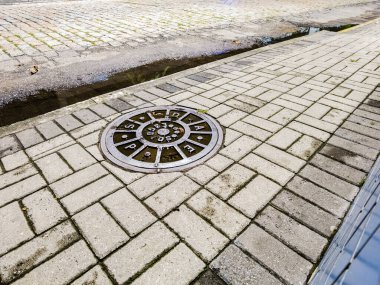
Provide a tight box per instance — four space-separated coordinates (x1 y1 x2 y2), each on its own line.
0 24 357 127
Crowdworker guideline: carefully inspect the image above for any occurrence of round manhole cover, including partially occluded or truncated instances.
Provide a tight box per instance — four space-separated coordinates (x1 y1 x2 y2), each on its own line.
100 106 223 173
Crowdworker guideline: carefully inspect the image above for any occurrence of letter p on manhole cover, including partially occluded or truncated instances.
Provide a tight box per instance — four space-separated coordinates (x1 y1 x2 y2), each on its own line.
100 106 223 173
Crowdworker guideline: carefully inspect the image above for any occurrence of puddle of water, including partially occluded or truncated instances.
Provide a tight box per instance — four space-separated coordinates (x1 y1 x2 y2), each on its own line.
0 24 357 127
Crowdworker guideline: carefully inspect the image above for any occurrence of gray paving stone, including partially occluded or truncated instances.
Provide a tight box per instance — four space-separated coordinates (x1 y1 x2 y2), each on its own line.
235 224 312 285
35 153 73 183
0 221 79 283
269 108 299 125
157 83 183 93
267 128 302 150
287 176 350 218
101 161 144 184
26 134 74 159
210 245 281 285
230 121 272 141
299 165 359 201
272 190 340 237
254 143 305 172
288 121 330 141
252 103 282 119
186 165 218 185
319 98 355 113
86 145 104 161
131 243 205 285
134 90 159 101
219 135 260 161
105 98 133 112
89 103 118 118
304 103 331 119
240 154 294 186
77 130 103 148
256 206 327 262
243 115 282 132
354 108 380 122
342 120 380 140
208 104 233 118
104 222 178 284
145 176 200 217
193 270 227 285
59 144 96 171
61 174 123 214
23 189 67 234
0 135 21 158
296 114 338 133
288 135 322 160
206 164 255 199
0 174 46 207
311 154 366 185
12 240 96 285
71 265 113 285
205 154 234 172
328 135 379 160
16 128 44 148
55 115 83 131
218 109 247 127
73 203 129 258
36 121 64 140
187 190 249 239
336 127 380 150
225 98 258 113
165 205 228 261
1 150 29 171
229 175 282 218
70 119 107 139
319 144 373 172
0 163 37 190
50 163 108 198
102 188 156 236
129 172 182 199
223 129 242 146
348 114 380 131
169 91 194 103
73 109 101 124
0 202 34 256
322 109 349 125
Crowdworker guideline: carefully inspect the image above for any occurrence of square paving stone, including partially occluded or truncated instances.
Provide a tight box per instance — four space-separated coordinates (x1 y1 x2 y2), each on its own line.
0 202 34 256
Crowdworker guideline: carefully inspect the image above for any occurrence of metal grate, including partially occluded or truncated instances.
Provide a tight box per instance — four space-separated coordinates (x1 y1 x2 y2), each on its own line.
100 106 223 173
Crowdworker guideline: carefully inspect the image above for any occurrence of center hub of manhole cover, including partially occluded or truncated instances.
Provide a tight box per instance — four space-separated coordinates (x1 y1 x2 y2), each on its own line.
100 106 223 173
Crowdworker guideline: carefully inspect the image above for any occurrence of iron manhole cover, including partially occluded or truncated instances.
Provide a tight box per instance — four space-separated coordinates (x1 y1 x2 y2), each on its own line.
100 106 223 173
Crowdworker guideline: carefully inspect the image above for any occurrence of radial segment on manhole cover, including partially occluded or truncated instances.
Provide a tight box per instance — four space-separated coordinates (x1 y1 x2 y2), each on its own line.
100 106 223 173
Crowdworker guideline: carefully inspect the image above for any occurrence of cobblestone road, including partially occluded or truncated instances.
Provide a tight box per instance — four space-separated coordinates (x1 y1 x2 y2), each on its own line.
1 0 380 98
0 0 376 68
1 20 380 285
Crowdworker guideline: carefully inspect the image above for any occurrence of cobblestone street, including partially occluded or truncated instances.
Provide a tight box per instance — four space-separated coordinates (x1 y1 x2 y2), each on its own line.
0 18 380 284
1 0 380 98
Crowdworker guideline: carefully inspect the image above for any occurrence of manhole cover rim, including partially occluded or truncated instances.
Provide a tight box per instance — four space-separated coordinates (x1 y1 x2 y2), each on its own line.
100 105 224 173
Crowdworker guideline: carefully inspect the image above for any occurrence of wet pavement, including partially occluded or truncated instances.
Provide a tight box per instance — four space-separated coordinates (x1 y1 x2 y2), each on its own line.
0 19 379 285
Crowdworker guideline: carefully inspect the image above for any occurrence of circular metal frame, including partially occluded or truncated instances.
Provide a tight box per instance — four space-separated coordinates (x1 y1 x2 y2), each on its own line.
100 106 224 173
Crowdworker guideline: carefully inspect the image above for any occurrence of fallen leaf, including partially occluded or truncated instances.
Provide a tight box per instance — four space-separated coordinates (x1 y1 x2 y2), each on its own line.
30 65 39 75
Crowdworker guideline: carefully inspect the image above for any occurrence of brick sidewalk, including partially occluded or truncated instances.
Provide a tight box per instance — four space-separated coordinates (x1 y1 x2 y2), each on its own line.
0 20 380 285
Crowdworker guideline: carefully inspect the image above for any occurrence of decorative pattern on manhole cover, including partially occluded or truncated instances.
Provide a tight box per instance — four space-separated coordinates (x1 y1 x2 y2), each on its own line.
100 106 223 173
